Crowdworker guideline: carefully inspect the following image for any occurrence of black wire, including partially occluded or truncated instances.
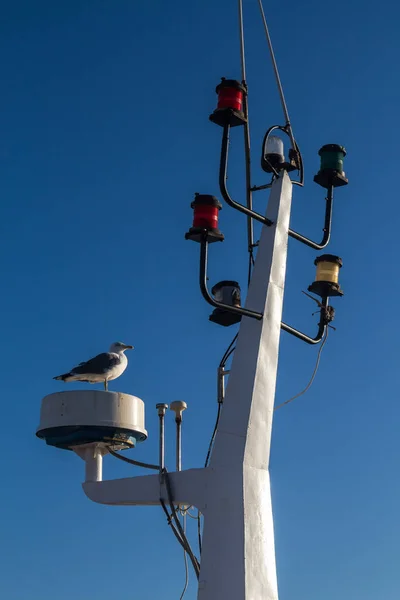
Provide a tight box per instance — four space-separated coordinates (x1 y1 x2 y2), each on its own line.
160 495 200 577
110 446 200 575
204 404 222 468
108 447 159 470
108 450 199 576
197 510 202 557
160 498 187 547
223 346 236 365
248 249 253 286
220 333 238 367
164 470 200 572
196 332 239 556
162 469 201 579
247 245 257 286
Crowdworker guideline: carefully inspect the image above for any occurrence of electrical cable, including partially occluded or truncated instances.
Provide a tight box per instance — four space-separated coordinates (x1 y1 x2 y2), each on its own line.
110 450 199 579
204 403 222 470
274 327 329 411
220 333 238 366
108 447 159 470
248 248 256 285
160 495 200 579
160 498 187 546
163 468 201 579
197 332 239 555
179 514 189 600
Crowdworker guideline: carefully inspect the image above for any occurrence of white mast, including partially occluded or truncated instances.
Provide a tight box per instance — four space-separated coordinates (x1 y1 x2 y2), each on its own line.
81 172 292 599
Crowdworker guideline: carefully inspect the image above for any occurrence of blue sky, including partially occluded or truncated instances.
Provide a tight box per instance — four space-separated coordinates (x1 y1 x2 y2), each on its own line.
1 0 399 598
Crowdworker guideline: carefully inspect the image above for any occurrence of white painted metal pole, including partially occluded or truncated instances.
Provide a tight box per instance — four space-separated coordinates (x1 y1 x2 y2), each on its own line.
198 172 293 600
84 446 103 483
78 173 293 600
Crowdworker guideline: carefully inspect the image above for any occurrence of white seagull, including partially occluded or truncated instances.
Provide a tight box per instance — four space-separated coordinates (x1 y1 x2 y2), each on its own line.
53 342 133 391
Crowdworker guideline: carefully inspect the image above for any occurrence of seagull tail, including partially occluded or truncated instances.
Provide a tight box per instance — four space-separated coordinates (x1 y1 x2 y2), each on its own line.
53 373 73 382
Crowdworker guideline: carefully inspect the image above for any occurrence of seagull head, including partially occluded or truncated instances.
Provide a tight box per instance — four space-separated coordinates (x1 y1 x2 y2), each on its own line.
109 341 134 354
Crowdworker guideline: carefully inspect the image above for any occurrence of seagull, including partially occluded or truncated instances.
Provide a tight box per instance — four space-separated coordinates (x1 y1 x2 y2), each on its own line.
53 342 133 391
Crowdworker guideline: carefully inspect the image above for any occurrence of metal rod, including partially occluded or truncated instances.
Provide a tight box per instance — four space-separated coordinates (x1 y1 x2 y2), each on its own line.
170 402 187 472
199 236 263 320
239 0 253 254
176 419 182 472
281 297 329 344
251 182 273 192
288 186 333 249
219 123 273 227
238 0 247 82
243 95 254 253
156 404 168 478
257 0 296 152
217 366 225 404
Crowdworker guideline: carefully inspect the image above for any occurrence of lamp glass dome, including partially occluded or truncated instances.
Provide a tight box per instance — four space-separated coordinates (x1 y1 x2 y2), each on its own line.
212 280 241 306
265 135 285 162
315 259 340 284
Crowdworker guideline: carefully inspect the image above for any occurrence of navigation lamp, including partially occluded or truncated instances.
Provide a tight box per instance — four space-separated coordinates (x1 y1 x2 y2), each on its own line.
209 280 242 326
209 78 247 128
314 144 348 188
308 254 344 298
261 135 285 173
185 194 224 243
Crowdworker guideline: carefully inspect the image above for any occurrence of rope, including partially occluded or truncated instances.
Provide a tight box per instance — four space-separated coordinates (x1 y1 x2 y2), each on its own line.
274 327 329 411
257 0 296 151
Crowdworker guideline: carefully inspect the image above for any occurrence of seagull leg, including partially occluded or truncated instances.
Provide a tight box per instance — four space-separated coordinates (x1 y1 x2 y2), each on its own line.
104 379 108 391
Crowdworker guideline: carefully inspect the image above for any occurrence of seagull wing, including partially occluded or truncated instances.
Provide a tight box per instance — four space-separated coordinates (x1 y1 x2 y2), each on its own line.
71 352 120 375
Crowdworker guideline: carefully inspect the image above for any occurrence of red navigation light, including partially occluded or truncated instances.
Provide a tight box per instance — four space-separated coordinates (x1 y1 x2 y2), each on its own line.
185 194 224 243
209 78 247 128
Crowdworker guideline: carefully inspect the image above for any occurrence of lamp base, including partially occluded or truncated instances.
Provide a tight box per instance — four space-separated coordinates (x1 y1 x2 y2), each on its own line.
185 227 224 243
308 280 344 298
209 308 242 326
314 169 348 189
209 108 247 128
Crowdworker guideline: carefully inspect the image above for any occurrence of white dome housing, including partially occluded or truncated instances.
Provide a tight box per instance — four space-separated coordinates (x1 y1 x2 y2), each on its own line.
36 390 147 451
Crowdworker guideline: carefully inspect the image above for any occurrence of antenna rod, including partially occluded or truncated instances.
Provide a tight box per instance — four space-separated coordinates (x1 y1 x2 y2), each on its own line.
156 404 168 477
170 401 187 471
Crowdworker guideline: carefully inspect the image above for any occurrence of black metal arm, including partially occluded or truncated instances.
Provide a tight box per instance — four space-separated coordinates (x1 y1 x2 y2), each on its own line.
219 123 273 227
288 186 333 250
261 125 304 187
281 296 330 344
199 236 263 321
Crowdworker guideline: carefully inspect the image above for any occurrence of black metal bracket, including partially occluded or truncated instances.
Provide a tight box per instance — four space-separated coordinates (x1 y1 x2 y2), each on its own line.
200 235 263 321
261 125 304 187
281 296 333 344
288 185 334 250
219 123 273 227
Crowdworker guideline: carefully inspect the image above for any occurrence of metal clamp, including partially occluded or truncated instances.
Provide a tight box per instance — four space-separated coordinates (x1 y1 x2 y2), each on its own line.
281 296 332 344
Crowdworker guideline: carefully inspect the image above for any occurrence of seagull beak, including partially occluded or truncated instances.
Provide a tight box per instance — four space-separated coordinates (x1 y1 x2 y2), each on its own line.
124 344 134 350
